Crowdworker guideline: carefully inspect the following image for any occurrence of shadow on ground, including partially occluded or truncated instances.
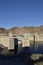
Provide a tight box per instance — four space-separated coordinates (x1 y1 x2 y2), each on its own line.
0 47 43 65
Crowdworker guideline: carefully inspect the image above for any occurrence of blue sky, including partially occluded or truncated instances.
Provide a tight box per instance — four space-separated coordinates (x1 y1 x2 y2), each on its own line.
0 0 43 29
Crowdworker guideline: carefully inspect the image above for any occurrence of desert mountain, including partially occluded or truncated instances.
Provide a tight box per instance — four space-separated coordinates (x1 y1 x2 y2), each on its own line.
0 28 8 34
0 25 43 34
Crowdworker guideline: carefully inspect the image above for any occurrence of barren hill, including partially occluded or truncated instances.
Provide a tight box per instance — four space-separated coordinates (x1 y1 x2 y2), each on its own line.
0 28 8 34
0 25 43 34
9 26 43 34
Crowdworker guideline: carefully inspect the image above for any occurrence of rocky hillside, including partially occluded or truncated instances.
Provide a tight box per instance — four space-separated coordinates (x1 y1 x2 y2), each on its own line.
0 25 43 34
0 28 8 34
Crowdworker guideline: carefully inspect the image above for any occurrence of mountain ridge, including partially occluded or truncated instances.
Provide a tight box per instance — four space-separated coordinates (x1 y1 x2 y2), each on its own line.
0 25 43 34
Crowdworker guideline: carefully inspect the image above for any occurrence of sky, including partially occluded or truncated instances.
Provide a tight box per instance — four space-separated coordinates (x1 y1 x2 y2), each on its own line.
0 0 43 29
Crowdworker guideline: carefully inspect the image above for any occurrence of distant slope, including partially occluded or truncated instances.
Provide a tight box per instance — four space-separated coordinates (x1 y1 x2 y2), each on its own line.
9 27 25 34
0 25 43 34
0 28 8 34
9 26 43 34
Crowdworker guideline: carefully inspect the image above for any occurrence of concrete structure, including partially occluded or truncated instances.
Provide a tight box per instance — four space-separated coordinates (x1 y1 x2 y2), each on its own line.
0 32 43 53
